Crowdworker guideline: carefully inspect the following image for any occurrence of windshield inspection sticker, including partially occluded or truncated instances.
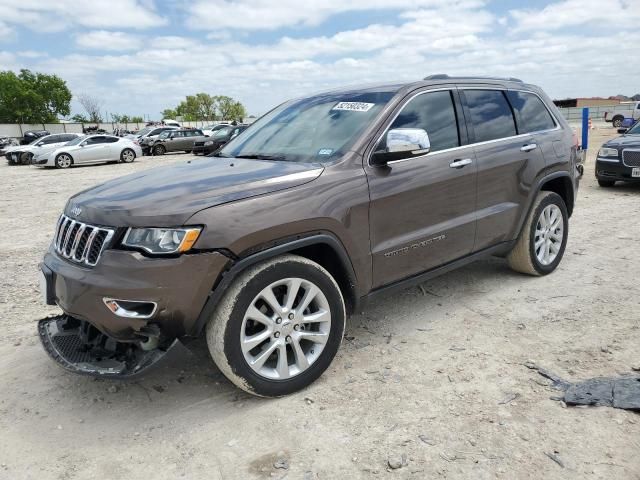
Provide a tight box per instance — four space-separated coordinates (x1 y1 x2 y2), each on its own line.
318 148 333 156
332 102 375 112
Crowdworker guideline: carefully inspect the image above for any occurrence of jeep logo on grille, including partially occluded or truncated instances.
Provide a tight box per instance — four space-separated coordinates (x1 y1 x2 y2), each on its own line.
70 206 82 217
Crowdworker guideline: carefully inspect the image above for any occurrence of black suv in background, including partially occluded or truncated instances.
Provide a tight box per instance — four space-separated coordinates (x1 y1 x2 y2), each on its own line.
596 120 640 187
193 124 248 155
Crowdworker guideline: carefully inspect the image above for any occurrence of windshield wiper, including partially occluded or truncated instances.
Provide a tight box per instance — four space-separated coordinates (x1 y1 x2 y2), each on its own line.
233 153 288 161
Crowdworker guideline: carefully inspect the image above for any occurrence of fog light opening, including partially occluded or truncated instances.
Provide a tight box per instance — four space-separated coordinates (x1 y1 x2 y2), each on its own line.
103 298 157 319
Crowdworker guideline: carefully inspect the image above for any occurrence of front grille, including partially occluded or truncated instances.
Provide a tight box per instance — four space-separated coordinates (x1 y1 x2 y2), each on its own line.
622 149 640 167
194 141 205 147
53 215 115 267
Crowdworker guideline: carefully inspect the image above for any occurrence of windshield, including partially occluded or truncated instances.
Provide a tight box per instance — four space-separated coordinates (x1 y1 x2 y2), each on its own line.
213 127 231 138
158 131 170 139
219 90 395 163
626 121 640 135
65 136 84 146
136 127 152 136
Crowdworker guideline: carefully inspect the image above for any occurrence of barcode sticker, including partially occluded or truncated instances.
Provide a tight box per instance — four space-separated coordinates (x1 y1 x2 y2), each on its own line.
332 102 375 112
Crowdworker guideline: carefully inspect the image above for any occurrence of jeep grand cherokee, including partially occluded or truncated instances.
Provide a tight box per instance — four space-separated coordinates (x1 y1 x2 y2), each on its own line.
38 75 580 397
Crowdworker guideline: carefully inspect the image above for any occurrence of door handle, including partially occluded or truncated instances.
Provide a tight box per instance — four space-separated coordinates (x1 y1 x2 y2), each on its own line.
521 143 538 152
449 158 473 169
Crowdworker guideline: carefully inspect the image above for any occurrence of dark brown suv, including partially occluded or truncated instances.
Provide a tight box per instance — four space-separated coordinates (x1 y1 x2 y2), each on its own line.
38 75 580 396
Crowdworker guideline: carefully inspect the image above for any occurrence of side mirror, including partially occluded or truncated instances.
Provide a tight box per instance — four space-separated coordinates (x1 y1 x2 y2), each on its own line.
371 128 431 166
617 128 628 134
79 142 87 147
36 142 44 147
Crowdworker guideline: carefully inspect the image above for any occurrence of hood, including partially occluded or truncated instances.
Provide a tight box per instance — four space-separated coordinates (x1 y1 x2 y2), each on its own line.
34 143 68 158
66 157 324 226
605 134 640 148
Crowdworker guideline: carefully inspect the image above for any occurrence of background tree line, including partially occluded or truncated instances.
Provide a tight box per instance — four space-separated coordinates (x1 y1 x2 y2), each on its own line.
162 93 247 122
0 69 247 124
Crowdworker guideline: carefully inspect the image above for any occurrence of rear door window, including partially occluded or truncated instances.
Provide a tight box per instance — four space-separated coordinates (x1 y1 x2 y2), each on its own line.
463 90 517 143
386 90 460 153
506 91 556 133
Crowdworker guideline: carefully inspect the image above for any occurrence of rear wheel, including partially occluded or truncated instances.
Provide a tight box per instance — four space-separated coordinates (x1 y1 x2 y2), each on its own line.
153 144 166 156
507 191 568 276
120 148 136 163
55 153 73 169
612 116 623 128
597 179 615 188
206 254 346 397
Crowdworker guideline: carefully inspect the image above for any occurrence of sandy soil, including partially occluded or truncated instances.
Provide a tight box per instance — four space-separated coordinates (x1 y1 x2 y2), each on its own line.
0 132 639 480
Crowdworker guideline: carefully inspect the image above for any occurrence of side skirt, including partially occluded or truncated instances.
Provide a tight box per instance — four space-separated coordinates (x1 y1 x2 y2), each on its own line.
359 241 515 310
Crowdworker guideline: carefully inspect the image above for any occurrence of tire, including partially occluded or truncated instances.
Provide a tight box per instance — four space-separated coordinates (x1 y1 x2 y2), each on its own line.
507 191 568 276
20 152 32 165
153 144 166 156
206 254 346 397
7 156 15 166
120 148 136 163
55 153 73 169
612 116 623 128
597 179 615 188
184 150 191 154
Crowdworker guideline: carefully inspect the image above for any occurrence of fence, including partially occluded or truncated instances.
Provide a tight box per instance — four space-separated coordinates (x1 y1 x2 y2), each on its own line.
0 119 254 139
557 103 633 123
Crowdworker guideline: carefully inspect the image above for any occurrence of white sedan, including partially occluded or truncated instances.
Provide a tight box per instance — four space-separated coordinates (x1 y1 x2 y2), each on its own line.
5 133 83 165
37 135 143 168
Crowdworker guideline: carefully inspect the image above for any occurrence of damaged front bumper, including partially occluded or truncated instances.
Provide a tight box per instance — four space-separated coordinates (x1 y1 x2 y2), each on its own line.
38 314 189 378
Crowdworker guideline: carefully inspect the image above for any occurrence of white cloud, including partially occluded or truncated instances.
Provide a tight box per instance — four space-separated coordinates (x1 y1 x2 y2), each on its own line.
510 0 640 32
187 0 485 31
0 0 166 32
75 31 141 51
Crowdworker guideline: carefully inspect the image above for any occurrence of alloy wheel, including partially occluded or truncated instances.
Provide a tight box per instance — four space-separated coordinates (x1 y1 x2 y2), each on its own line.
57 154 72 168
534 204 563 266
240 277 332 380
122 149 135 162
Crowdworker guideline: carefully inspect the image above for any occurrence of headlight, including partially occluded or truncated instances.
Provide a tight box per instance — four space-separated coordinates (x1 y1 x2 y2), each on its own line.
122 227 201 254
204 141 214 146
598 147 618 157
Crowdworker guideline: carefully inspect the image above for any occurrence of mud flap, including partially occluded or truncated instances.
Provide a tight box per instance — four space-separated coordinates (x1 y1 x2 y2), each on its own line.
38 314 189 378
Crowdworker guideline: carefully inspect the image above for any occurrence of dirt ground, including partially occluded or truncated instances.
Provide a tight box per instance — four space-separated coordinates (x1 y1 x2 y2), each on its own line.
0 130 639 480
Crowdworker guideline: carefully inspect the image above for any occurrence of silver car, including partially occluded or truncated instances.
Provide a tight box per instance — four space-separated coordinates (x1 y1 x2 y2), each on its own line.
148 129 207 155
39 135 143 168
5 133 83 165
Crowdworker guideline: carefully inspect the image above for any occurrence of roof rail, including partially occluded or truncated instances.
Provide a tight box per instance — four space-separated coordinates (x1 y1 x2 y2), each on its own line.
424 74 523 83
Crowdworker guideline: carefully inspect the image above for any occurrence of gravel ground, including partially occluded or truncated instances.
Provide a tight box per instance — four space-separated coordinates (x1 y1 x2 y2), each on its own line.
0 134 639 480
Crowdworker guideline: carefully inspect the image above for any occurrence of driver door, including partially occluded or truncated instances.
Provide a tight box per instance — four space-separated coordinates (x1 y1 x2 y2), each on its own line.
365 88 478 288
77 136 109 163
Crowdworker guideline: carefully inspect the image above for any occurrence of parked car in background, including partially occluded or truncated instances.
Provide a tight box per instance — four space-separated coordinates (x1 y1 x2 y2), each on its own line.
5 133 83 165
162 119 182 127
193 125 248 155
21 130 49 145
596 119 640 186
37 75 579 396
148 128 207 155
604 101 640 128
130 126 180 155
0 136 18 156
37 135 142 169
201 123 231 137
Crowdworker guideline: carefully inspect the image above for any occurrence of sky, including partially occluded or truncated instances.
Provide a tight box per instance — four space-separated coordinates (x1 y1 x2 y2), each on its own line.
0 0 639 120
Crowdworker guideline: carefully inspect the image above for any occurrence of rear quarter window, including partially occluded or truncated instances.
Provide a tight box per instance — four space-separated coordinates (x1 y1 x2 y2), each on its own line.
506 91 556 133
463 90 517 143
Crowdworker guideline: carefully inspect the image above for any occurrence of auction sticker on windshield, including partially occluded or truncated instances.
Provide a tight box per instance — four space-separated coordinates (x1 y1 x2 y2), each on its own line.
332 102 375 112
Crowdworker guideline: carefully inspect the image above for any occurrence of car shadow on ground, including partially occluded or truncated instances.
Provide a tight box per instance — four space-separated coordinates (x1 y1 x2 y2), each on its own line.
33 255 526 415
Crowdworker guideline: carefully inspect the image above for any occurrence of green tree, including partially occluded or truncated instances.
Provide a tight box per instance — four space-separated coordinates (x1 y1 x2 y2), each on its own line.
131 116 144 123
71 113 88 123
216 95 247 121
161 108 177 119
0 69 72 123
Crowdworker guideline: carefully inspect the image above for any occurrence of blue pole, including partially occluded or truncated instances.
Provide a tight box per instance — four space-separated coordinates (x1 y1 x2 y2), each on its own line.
581 107 589 150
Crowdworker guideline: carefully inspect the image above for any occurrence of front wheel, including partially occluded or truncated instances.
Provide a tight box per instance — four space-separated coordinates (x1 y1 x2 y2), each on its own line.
55 153 73 169
206 254 346 397
153 144 166 156
507 191 568 276
20 152 33 165
120 148 136 163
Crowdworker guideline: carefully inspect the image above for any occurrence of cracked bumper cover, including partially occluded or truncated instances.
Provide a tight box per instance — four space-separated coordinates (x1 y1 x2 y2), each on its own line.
41 246 230 341
38 314 191 378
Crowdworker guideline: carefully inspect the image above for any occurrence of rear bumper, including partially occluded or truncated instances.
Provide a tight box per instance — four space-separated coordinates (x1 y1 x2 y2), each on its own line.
596 158 640 182
41 246 230 341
